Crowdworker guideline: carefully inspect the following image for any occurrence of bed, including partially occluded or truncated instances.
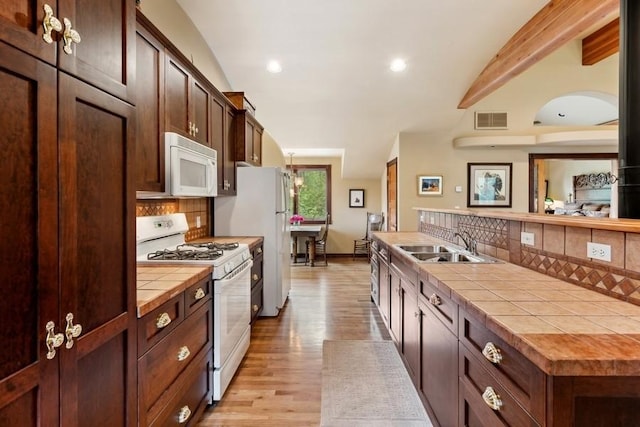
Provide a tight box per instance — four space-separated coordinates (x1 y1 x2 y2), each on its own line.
553 172 612 217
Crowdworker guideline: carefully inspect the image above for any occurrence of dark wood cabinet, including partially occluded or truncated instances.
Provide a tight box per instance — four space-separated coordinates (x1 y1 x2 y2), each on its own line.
0 1 134 103
211 94 237 195
165 55 212 146
419 296 458 427
0 4 136 426
389 264 402 347
377 245 390 328
136 22 165 193
234 110 263 166
250 241 264 323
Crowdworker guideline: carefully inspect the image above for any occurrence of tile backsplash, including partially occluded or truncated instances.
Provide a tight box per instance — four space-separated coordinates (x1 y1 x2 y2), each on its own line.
136 198 209 241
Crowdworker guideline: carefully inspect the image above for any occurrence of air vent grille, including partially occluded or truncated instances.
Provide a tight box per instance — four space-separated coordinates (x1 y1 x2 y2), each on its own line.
475 112 508 130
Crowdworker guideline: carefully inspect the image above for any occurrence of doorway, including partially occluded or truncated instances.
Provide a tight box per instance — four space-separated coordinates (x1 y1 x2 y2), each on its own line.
529 153 618 213
386 158 397 231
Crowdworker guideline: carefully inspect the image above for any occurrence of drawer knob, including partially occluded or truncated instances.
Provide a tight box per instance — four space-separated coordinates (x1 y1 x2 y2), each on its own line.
482 342 503 364
177 405 191 423
257 247 263 254
156 312 172 329
253 304 259 313
482 386 503 411
252 273 259 281
428 293 441 306
177 346 191 362
194 287 206 300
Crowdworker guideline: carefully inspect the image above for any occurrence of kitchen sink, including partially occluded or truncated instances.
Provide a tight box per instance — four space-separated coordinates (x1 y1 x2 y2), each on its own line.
395 244 454 253
410 252 497 263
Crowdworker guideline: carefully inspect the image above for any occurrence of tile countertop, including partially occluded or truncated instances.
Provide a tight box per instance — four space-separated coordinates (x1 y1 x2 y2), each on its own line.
136 237 262 318
373 231 640 377
136 265 212 318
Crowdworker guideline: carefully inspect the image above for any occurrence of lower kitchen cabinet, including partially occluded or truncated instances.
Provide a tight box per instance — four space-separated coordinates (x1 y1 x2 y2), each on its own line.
250 240 264 322
376 244 391 328
138 276 213 426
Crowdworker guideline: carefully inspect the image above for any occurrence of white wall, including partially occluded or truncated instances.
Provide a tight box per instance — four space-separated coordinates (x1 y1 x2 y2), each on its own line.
387 40 619 228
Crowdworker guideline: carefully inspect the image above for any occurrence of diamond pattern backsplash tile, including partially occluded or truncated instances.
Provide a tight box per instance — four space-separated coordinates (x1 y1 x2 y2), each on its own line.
520 247 640 302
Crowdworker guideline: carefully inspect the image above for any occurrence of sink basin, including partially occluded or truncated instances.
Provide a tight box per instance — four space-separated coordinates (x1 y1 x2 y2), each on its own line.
410 252 496 263
396 244 454 253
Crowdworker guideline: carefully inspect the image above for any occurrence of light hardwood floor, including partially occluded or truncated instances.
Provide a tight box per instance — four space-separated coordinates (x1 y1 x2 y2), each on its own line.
197 258 390 426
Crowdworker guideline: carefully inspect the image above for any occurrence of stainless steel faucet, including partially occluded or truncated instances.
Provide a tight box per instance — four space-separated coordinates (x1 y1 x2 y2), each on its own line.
454 230 478 255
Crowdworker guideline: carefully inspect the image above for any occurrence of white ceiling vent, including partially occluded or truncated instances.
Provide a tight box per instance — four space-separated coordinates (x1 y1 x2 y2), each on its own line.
474 111 508 130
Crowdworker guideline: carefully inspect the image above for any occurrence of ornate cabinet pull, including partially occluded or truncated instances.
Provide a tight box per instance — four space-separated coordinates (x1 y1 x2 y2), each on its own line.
428 293 441 306
64 312 82 349
177 346 190 362
45 321 64 360
177 405 191 423
156 312 171 329
482 342 503 364
42 4 62 44
62 18 81 55
482 386 503 411
194 287 205 300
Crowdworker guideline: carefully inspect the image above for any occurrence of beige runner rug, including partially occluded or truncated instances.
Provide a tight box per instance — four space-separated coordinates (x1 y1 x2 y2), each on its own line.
321 340 433 426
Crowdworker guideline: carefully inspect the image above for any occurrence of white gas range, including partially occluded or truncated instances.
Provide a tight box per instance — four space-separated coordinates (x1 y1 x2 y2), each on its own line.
136 213 252 401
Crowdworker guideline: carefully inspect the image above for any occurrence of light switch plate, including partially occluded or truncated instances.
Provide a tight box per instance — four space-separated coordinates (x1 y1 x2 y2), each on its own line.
455 185 462 193
521 232 535 246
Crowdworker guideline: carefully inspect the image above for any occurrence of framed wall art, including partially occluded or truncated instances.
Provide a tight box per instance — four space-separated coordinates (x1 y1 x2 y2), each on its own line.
349 189 365 208
417 175 443 196
467 163 512 207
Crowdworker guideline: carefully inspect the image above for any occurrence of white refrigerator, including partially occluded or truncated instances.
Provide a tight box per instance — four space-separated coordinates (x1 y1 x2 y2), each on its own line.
214 167 292 316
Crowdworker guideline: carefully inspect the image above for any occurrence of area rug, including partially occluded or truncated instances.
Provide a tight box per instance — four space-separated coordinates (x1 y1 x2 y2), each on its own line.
321 340 433 426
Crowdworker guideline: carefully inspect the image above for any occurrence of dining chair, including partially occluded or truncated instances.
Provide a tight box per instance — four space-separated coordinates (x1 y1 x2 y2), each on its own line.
353 212 384 261
306 215 330 266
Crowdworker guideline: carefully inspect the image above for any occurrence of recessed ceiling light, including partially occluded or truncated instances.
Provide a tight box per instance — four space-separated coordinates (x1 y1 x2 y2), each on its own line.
267 60 282 73
390 58 406 72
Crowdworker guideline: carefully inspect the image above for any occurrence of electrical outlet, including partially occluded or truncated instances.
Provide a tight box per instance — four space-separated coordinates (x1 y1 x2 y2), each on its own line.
587 242 611 262
196 216 201 228
520 232 535 246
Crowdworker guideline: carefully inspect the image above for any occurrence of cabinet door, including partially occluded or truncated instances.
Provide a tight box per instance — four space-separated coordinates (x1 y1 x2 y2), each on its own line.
402 285 420 384
58 0 135 102
420 299 458 427
211 95 225 192
378 258 390 327
58 73 137 426
389 267 401 347
224 106 236 193
0 41 59 427
191 79 211 146
252 124 263 165
0 0 57 65
165 56 190 137
135 26 165 192
244 117 255 162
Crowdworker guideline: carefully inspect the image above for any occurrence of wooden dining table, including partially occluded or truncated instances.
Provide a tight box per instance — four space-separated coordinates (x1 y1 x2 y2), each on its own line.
290 225 322 266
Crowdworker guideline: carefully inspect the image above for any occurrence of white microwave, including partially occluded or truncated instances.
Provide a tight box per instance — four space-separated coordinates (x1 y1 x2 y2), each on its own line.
164 132 217 197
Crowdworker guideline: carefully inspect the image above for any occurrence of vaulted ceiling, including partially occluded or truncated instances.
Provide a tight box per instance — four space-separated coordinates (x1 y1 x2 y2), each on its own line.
177 0 619 178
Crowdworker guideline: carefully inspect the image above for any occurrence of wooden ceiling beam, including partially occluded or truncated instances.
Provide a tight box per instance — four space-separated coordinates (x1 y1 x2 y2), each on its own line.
582 17 619 65
458 0 619 109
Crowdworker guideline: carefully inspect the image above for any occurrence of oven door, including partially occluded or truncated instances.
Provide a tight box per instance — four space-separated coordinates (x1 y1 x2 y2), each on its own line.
213 258 252 367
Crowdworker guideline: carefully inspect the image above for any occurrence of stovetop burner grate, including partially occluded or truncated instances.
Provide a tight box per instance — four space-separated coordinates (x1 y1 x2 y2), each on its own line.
147 247 223 261
188 241 240 251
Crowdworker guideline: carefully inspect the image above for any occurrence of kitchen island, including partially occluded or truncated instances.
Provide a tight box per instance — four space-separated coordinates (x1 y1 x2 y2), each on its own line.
372 229 640 427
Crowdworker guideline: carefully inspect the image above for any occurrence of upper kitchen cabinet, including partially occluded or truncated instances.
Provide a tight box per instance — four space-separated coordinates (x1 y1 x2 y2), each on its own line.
136 19 165 193
234 110 263 166
165 54 212 147
0 4 137 425
0 1 135 103
211 94 237 195
224 92 263 166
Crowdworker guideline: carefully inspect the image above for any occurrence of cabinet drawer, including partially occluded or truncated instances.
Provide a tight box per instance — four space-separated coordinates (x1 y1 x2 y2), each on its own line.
251 279 263 323
459 375 539 427
390 255 418 291
139 293 185 355
150 348 213 427
419 277 458 334
139 302 212 417
251 244 263 287
459 311 545 422
185 276 212 316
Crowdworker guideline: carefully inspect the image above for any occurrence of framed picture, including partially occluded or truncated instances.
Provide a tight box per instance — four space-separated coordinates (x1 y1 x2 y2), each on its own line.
349 189 365 208
467 163 512 207
418 175 443 196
